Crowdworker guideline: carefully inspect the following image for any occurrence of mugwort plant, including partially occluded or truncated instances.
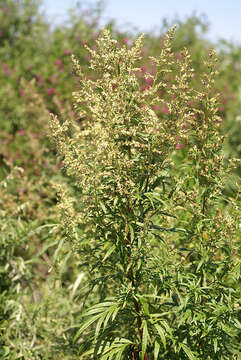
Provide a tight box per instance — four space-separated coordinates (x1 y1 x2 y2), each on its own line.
50 28 241 359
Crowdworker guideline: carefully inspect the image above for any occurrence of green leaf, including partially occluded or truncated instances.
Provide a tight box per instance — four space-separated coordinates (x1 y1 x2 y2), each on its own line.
100 201 107 213
73 313 102 343
96 339 132 360
101 346 125 360
154 340 160 360
234 319 241 329
112 306 119 321
180 343 195 360
137 258 142 270
213 338 218 353
83 308 105 316
138 296 149 316
25 239 58 264
129 224 135 242
154 324 166 349
141 320 148 360
84 301 117 317
95 313 106 339
105 306 117 327
103 244 116 261
0 346 10 357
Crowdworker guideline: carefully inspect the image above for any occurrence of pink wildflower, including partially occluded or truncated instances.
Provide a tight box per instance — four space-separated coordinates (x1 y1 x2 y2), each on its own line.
2 63 11 76
176 143 184 149
47 88 55 96
64 49 72 56
55 59 62 68
19 89 25 97
36 74 44 87
153 105 160 111
50 73 58 84
162 106 170 114
17 130 26 136
145 77 153 85
141 66 147 73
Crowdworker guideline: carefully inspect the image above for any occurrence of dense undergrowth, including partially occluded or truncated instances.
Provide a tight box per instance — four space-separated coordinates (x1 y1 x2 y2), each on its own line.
0 1 240 359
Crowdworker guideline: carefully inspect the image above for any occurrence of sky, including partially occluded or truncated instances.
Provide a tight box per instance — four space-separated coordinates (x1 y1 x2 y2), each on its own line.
41 0 241 44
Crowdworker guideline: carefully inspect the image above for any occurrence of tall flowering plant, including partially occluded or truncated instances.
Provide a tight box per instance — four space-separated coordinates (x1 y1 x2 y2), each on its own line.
50 28 241 359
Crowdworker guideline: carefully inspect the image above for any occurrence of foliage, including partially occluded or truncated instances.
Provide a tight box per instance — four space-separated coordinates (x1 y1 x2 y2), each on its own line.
49 28 241 359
